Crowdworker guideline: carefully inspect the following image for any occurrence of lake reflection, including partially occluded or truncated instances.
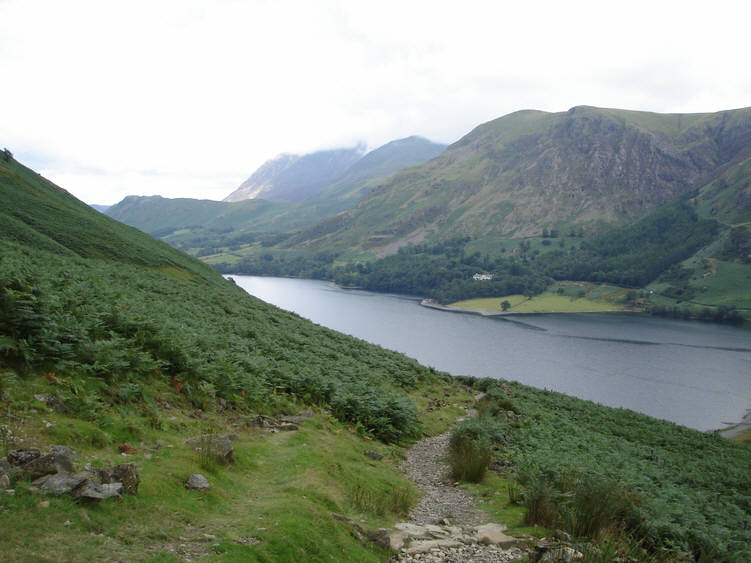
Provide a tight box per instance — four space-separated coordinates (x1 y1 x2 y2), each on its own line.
233 276 751 431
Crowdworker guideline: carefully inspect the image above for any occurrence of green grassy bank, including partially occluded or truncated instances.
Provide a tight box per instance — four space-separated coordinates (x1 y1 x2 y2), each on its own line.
450 282 630 313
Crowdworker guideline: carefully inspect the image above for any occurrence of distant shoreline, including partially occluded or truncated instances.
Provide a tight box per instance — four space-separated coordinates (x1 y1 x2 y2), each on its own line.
421 299 750 434
419 298 634 316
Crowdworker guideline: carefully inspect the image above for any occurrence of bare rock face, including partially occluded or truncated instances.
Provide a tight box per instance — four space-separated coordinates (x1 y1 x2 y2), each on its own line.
33 472 86 495
16 446 76 480
185 474 210 490
185 435 234 464
248 415 302 432
73 478 123 500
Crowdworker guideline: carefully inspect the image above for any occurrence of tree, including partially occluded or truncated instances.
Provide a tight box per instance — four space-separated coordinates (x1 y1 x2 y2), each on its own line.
501 300 511 311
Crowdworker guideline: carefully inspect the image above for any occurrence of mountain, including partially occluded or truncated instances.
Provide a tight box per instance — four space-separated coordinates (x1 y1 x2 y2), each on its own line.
106 136 446 252
90 204 110 213
223 136 446 204
105 194 296 246
316 136 447 203
216 106 750 315
223 145 365 202
281 106 751 254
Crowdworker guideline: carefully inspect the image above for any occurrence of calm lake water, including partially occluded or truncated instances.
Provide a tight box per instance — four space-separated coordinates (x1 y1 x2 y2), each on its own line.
233 276 751 431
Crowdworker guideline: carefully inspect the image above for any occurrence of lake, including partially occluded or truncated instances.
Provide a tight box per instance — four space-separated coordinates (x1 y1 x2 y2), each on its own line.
233 275 751 432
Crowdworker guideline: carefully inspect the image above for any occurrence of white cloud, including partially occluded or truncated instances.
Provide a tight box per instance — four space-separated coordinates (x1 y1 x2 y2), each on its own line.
1 0 750 204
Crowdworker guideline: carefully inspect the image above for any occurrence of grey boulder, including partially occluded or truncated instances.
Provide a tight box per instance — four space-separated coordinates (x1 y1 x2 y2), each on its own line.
185 474 210 490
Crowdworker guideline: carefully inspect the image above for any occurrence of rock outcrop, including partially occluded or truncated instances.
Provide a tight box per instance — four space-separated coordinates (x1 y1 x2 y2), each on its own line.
3 445 140 502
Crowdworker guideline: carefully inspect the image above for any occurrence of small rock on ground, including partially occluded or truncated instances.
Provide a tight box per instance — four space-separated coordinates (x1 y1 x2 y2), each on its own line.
185 474 210 490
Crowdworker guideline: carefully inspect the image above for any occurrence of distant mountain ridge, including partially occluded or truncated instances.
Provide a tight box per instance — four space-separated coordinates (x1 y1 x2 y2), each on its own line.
223 136 446 203
224 145 366 202
281 105 751 254
106 136 447 250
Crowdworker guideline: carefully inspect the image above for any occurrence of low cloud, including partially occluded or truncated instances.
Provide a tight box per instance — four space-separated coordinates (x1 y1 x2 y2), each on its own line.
2 0 750 204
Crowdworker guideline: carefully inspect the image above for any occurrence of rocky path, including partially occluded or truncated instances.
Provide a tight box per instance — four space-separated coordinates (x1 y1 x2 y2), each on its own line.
388 428 524 562
399 432 488 526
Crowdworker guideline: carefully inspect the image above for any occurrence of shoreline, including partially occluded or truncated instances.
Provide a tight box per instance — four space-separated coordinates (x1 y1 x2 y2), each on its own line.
421 299 750 434
719 410 751 438
419 298 636 317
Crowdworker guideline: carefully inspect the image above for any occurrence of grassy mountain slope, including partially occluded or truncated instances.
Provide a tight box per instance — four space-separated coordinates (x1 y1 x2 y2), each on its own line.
106 136 447 254
106 195 288 236
0 154 448 559
280 105 751 255
105 195 300 251
0 160 214 277
1 155 437 440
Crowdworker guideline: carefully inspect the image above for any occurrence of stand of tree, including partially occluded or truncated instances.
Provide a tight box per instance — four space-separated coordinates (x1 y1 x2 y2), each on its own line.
217 193 723 313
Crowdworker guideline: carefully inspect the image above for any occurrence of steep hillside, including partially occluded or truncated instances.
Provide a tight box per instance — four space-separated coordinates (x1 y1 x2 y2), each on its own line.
315 136 446 203
224 145 365 202
282 105 751 254
106 137 446 253
0 153 454 560
105 194 300 252
1 155 440 439
0 159 215 278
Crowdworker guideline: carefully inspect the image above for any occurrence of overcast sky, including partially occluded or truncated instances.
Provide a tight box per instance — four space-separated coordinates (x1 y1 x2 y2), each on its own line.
1 0 750 205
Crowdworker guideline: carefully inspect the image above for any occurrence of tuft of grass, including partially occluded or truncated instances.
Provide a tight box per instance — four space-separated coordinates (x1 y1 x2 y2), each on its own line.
349 479 415 517
449 438 491 482
522 475 561 528
562 475 640 540
448 415 505 483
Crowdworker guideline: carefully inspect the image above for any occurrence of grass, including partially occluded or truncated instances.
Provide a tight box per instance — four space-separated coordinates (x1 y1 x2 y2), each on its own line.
0 400 412 562
449 439 491 482
450 283 629 313
0 367 478 562
460 473 547 538
728 427 751 445
409 380 475 436
687 261 751 308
